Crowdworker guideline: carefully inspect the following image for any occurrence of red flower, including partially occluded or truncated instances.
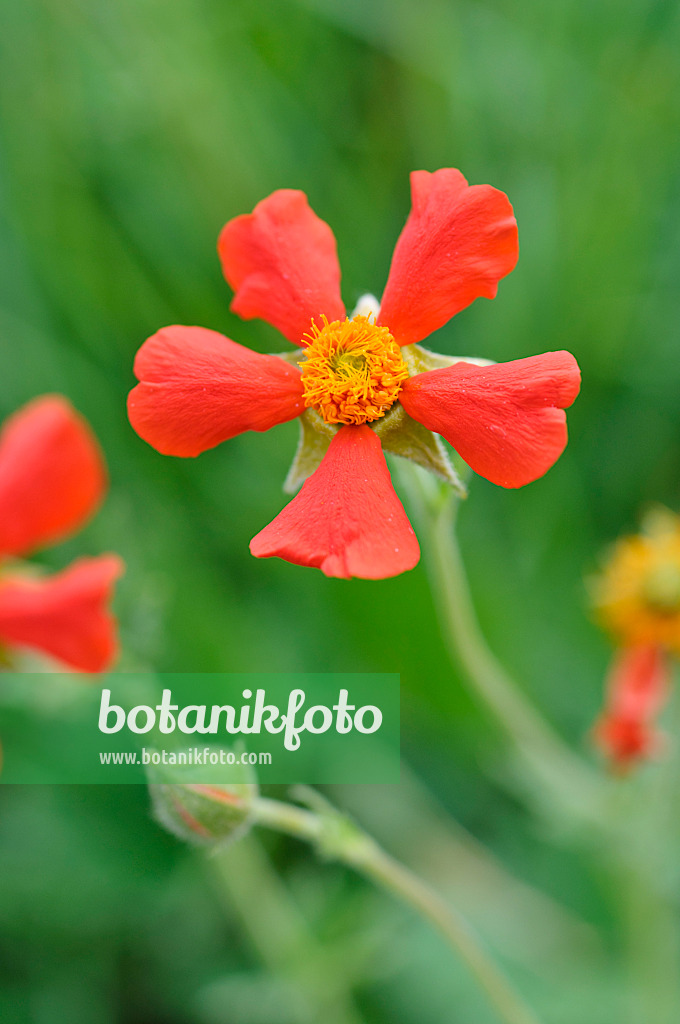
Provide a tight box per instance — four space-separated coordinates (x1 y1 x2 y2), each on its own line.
592 645 669 773
589 509 680 771
128 168 580 579
0 396 122 672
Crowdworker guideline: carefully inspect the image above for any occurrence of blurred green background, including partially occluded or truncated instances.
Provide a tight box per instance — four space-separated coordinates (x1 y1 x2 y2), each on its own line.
1 0 680 1021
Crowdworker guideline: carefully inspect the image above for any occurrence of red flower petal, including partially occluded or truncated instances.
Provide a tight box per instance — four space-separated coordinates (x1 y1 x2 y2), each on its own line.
250 424 419 579
592 645 669 772
218 190 346 345
400 351 581 488
128 325 305 457
378 169 519 346
0 395 106 559
0 555 123 672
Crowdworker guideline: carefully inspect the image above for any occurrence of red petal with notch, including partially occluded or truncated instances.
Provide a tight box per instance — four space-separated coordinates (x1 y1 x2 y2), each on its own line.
0 555 123 672
128 325 305 457
0 395 106 559
592 645 669 771
218 190 345 345
378 169 519 347
250 425 419 579
400 351 581 488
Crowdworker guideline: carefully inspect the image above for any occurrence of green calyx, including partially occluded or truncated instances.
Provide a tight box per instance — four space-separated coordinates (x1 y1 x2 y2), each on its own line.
399 343 494 375
371 403 466 494
284 407 335 494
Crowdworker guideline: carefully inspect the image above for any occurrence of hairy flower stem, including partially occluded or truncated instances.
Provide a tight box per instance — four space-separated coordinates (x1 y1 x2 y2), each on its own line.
400 465 603 818
213 835 368 1024
251 795 542 1024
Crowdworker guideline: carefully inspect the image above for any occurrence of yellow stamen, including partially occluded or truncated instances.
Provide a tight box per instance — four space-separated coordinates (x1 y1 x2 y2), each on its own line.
299 315 408 426
594 510 680 653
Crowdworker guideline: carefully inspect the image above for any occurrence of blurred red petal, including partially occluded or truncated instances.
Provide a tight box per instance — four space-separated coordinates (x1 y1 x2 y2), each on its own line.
0 395 107 559
128 325 305 457
250 424 419 579
593 645 669 771
218 190 345 345
378 169 518 346
0 555 123 673
400 351 581 488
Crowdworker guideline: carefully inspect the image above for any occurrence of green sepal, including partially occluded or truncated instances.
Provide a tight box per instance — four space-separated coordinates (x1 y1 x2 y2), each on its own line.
271 350 330 493
371 403 467 495
402 343 495 373
283 409 337 494
274 347 304 367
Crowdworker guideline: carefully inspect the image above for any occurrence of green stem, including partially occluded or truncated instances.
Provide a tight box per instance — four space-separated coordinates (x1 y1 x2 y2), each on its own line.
618 853 680 1024
212 835 368 1024
251 795 542 1024
606 693 680 1024
402 467 602 814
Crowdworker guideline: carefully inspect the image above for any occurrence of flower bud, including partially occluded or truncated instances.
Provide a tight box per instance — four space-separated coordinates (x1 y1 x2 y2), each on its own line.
147 756 258 846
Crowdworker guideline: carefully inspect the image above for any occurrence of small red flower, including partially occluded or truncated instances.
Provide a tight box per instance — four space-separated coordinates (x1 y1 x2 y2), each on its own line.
590 508 680 771
128 169 581 579
592 645 669 773
0 396 123 672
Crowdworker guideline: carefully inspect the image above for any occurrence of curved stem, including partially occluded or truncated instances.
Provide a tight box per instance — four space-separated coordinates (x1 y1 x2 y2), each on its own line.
401 467 602 814
251 795 542 1024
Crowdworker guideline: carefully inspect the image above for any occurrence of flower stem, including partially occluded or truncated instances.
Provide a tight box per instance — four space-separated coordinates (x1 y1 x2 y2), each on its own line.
212 834 368 1024
401 466 602 814
251 795 543 1024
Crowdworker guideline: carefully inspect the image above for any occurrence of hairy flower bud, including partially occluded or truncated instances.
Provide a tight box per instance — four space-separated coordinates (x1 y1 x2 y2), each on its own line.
147 757 258 846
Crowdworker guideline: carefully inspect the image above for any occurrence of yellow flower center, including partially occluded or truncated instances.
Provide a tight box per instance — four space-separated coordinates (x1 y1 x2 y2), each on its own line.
299 315 408 426
594 515 680 654
642 563 680 613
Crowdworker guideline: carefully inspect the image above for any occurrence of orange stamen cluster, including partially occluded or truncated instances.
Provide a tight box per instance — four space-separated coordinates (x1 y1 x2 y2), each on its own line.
299 315 408 426
594 509 680 655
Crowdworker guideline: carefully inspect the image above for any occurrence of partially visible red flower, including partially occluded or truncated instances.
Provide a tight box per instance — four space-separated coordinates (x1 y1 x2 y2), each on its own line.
592 645 669 773
590 508 680 772
128 168 581 579
0 396 122 672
